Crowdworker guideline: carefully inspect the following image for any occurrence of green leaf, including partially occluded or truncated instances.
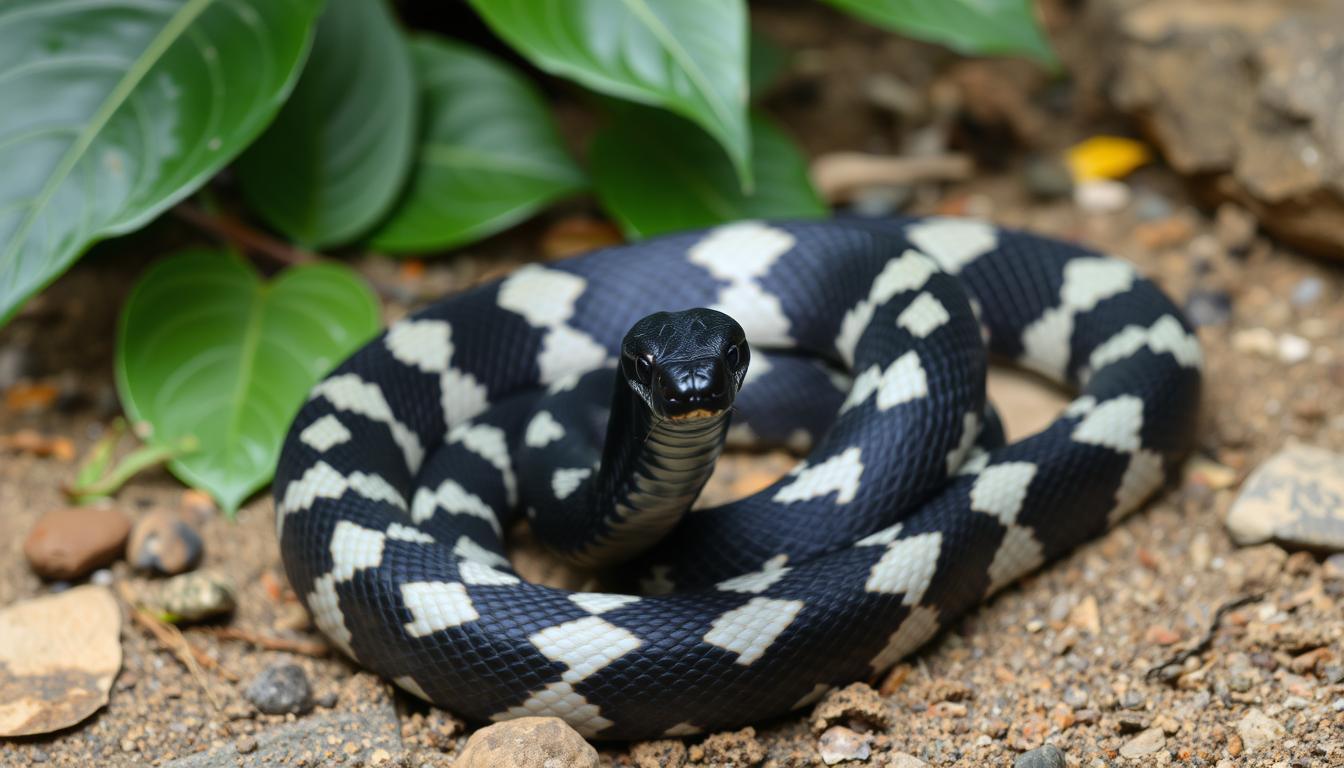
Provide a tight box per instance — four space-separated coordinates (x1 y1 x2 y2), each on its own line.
749 29 790 97
236 0 418 248
822 0 1056 65
116 250 380 513
591 108 826 238
467 0 752 187
0 0 324 326
370 37 585 253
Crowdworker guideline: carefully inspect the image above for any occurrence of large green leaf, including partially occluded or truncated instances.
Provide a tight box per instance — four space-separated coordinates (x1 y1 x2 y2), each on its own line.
370 37 585 253
591 108 826 238
236 0 417 248
467 0 752 187
116 250 380 513
823 0 1056 65
0 0 324 325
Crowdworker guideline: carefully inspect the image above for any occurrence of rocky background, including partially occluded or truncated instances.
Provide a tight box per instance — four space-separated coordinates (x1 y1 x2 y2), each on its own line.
2 1 1343 766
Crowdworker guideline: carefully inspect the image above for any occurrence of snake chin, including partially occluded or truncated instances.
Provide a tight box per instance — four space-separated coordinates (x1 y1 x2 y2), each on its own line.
619 307 750 420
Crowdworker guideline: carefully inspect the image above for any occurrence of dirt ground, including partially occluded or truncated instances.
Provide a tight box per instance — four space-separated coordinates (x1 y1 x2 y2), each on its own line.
3 4 1344 767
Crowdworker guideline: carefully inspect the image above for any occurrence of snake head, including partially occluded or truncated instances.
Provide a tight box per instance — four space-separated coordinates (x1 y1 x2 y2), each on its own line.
620 308 750 420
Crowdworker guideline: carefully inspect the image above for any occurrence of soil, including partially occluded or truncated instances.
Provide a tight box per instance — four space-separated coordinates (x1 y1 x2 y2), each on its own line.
3 3 1343 767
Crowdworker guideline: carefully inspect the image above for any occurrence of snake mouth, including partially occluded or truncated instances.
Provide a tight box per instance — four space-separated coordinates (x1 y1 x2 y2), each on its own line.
664 407 724 422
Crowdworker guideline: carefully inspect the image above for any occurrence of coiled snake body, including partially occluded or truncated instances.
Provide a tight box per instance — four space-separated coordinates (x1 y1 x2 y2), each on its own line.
275 218 1202 739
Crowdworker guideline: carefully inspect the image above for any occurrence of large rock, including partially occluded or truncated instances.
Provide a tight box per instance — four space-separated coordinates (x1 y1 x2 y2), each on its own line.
1087 0 1344 258
455 717 599 768
1226 444 1344 552
0 585 121 736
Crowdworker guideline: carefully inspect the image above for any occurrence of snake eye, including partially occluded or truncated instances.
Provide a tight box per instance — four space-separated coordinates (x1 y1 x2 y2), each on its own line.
634 356 653 385
725 343 740 369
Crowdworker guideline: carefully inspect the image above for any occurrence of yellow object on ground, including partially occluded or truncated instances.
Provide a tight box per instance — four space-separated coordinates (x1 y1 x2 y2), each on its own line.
1066 136 1151 181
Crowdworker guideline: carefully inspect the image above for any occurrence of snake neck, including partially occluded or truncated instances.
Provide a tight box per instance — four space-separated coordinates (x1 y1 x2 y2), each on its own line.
571 378 731 566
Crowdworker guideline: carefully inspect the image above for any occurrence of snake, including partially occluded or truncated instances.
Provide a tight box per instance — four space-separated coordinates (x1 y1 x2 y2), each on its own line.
274 217 1202 740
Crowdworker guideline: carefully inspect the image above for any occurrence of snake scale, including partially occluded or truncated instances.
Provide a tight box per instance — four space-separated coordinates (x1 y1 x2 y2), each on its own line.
274 217 1202 739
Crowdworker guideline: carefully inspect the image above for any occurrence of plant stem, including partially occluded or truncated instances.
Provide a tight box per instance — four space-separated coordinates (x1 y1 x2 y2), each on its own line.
172 202 317 267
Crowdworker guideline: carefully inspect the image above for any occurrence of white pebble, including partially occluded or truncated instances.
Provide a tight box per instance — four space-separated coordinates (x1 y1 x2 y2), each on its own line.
1277 333 1311 364
1074 180 1131 212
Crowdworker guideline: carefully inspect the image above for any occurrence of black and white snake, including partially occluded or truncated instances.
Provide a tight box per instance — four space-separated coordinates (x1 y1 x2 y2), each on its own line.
275 217 1202 739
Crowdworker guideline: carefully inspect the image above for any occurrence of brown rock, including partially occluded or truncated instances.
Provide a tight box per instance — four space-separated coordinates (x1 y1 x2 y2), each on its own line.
630 739 687 768
1235 708 1285 754
454 717 598 768
24 506 131 579
1226 444 1344 552
811 683 894 734
1119 727 1166 759
699 727 765 767
127 510 204 575
0 585 122 736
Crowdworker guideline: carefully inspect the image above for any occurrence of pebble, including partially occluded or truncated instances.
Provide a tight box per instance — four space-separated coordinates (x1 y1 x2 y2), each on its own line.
818 725 871 764
1214 203 1257 252
1063 687 1088 708
889 753 928 768
1226 444 1344 552
849 185 913 217
1291 277 1324 306
454 717 597 767
1014 744 1066 768
1023 156 1073 199
1235 708 1285 754
1133 190 1174 221
1183 289 1232 327
23 506 132 580
1231 328 1277 357
89 569 114 587
630 739 687 768
1277 333 1312 365
127 510 204 575
1074 179 1130 212
1119 727 1166 758
234 735 257 754
244 663 313 716
151 571 237 622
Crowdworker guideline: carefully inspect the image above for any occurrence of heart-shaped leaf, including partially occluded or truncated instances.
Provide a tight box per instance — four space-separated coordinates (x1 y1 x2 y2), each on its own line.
591 108 826 238
236 0 418 248
116 251 380 513
467 0 752 187
0 0 324 326
822 0 1056 65
370 37 585 253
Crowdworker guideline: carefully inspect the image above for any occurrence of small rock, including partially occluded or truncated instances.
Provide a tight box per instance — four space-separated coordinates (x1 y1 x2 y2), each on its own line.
1133 190 1173 221
1183 289 1232 327
1069 595 1101 635
454 717 597 767
1121 689 1145 710
1231 328 1278 357
1074 179 1131 212
631 739 687 768
1235 709 1285 754
1024 155 1074 199
0 586 121 736
127 510 204 574
234 735 257 755
818 725 871 764
699 727 765 767
1290 277 1324 306
1277 333 1312 365
89 569 114 587
811 683 893 733
152 571 236 622
849 185 913 217
23 506 131 580
1063 687 1088 708
888 754 928 768
244 663 312 716
1226 444 1344 552
1014 744 1066 768
1214 203 1257 253
1119 727 1166 758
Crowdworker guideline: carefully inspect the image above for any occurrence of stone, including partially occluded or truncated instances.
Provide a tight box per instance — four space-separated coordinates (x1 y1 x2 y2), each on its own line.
811 683 894 734
23 506 131 580
244 663 312 715
1235 708 1285 754
1024 155 1074 199
164 696 401 767
630 739 688 768
0 586 121 736
127 510 204 575
1226 444 1344 552
1119 727 1166 759
817 725 871 764
1074 179 1130 212
151 571 236 622
455 717 598 768
1183 289 1232 327
1015 744 1067 768
889 754 928 768
699 727 766 766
